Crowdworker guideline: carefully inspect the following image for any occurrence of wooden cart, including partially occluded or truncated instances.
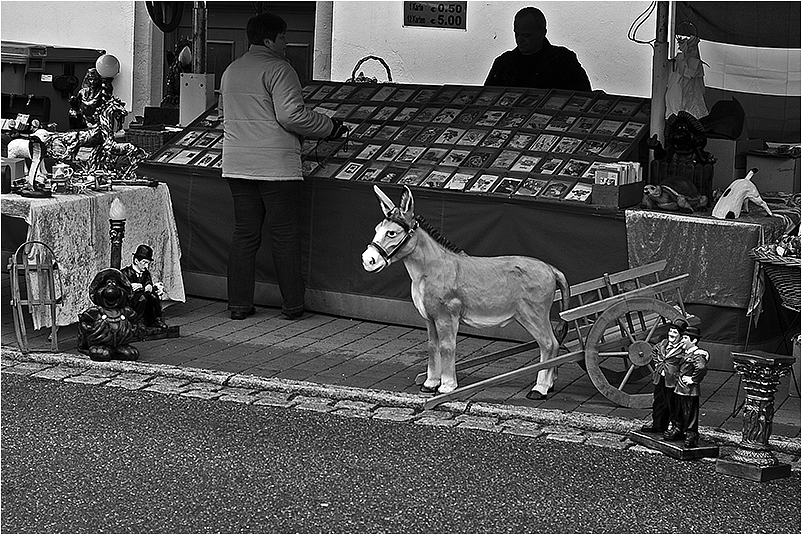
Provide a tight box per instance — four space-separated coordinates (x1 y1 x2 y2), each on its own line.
418 260 698 410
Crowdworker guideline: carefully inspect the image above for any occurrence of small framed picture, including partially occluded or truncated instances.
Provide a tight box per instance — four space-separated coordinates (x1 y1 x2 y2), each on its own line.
418 147 449 165
538 157 565 175
530 134 560 152
396 124 424 143
456 129 488 147
441 148 472 167
420 169 453 188
377 143 406 161
561 159 591 177
545 115 577 132
553 136 583 154
480 129 512 149
495 91 525 107
443 170 477 190
432 107 461 124
506 133 537 150
467 173 500 193
393 106 421 122
396 145 426 163
355 163 387 181
539 179 573 199
397 166 430 185
355 144 385 160
415 126 445 144
594 120 624 137
371 106 399 121
498 108 532 129
618 122 646 139
510 154 542 173
564 182 593 202
514 177 549 197
434 127 466 145
454 107 485 125
491 177 523 196
335 161 365 180
489 149 520 170
169 149 203 165
475 109 506 127
371 86 399 101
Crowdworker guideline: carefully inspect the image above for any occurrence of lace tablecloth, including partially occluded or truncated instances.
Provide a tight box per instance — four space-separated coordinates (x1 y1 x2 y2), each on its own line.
625 209 788 309
2 184 186 328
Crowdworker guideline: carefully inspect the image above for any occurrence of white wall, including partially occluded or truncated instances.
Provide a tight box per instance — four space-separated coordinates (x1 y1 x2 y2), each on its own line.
1 0 138 108
328 0 657 98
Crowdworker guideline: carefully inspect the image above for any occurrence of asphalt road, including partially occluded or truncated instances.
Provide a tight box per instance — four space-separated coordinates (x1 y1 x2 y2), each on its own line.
2 374 799 534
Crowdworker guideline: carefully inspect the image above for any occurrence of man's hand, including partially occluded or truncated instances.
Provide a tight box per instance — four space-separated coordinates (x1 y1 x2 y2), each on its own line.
680 375 694 386
326 118 348 141
131 282 143 292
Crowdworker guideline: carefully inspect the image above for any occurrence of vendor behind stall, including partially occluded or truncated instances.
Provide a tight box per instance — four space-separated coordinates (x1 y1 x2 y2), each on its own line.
485 6 591 91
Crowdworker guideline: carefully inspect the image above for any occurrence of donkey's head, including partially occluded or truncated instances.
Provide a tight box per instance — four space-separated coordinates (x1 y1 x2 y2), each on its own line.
362 185 418 272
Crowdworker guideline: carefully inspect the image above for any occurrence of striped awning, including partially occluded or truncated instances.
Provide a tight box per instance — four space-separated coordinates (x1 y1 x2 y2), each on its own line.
676 1 801 142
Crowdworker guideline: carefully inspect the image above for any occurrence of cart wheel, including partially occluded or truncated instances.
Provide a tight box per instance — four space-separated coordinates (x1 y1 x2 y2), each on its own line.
584 297 684 409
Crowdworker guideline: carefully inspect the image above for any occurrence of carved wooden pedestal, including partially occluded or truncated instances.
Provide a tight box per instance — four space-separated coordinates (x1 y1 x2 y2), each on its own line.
716 351 796 482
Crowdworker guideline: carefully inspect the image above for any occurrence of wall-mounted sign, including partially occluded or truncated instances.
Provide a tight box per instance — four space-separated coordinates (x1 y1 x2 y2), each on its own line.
403 1 467 30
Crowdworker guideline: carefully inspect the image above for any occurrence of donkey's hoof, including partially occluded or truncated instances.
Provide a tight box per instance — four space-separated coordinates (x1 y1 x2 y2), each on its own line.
419 384 439 395
526 390 547 401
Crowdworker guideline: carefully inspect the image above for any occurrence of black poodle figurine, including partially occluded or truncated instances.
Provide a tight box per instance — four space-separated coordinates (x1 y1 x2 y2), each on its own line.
77 268 139 362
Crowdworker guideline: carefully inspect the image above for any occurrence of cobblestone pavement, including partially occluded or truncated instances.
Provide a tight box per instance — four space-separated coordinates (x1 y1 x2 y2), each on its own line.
2 349 799 471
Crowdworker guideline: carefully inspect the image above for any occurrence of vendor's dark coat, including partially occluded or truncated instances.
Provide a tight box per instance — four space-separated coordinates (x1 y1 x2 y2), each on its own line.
485 39 592 91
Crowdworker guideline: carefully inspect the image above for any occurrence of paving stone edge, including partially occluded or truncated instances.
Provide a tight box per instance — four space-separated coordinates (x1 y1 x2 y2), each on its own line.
2 345 799 457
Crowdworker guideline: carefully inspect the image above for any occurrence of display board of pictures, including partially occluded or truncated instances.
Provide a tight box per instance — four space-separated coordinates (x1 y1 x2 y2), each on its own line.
145 84 648 204
146 106 224 170
301 82 648 204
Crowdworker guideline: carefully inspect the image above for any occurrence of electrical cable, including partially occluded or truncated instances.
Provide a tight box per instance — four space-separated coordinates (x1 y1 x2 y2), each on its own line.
628 0 658 49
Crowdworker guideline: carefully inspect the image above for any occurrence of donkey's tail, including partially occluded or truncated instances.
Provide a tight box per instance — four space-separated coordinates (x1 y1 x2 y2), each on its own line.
553 267 570 345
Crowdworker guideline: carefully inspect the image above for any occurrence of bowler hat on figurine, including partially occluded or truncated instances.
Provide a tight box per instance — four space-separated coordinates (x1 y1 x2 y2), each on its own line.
671 318 689 333
133 244 153 261
684 326 701 339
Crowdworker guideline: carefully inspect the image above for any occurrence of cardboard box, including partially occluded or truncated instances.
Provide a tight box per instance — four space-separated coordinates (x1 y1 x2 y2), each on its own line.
179 73 215 127
706 138 765 191
591 181 644 209
745 154 800 194
1 157 26 180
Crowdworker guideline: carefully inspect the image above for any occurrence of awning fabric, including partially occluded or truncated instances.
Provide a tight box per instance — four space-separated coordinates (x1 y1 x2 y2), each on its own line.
676 1 801 142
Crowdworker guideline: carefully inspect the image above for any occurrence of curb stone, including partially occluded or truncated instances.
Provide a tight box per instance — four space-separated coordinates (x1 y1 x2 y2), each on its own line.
2 346 799 459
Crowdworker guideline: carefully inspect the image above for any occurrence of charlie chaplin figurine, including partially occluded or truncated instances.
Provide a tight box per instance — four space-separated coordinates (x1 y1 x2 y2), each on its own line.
121 244 167 331
664 326 709 448
641 318 688 433
77 268 139 361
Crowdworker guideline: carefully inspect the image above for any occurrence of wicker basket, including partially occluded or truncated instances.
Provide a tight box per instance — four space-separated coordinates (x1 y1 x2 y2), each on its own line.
123 126 179 154
750 245 801 312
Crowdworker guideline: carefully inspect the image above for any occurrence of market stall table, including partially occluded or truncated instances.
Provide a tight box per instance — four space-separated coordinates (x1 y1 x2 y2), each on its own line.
625 209 790 309
1 184 185 329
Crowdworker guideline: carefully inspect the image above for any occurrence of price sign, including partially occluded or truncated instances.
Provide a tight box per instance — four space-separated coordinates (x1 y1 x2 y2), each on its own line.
403 1 467 30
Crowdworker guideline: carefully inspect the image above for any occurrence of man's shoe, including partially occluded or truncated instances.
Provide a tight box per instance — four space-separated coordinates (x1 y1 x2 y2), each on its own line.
683 437 698 448
662 428 685 441
230 307 256 320
281 309 304 320
640 424 661 433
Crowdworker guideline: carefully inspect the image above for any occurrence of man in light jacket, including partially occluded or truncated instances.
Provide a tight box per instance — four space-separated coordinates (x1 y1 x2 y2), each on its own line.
219 13 346 321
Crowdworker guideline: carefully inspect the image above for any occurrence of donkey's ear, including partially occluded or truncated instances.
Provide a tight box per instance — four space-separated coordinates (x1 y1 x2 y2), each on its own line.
374 185 396 217
399 185 414 218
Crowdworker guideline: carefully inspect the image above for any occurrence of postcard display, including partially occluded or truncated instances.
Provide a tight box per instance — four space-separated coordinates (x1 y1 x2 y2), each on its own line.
145 83 648 206
302 83 649 205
